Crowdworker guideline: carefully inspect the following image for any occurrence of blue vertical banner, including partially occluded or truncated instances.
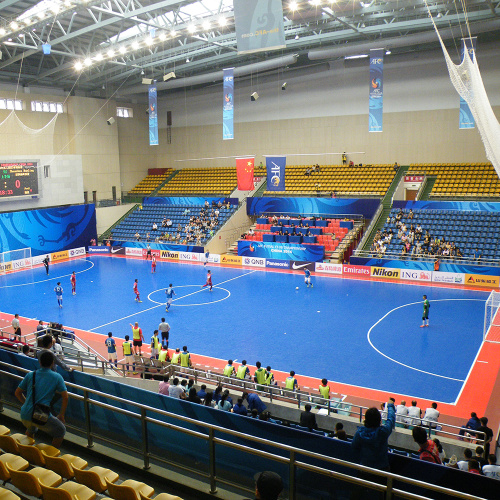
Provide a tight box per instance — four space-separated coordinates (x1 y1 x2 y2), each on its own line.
233 0 285 55
148 84 158 146
459 38 476 129
266 156 286 191
223 68 234 141
369 49 384 133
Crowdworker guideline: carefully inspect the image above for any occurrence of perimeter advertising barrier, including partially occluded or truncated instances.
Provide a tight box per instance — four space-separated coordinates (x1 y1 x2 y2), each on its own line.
238 241 325 262
2 246 87 273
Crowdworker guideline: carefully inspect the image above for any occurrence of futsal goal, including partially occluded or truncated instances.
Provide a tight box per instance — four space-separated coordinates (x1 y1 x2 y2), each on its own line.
0 247 32 274
484 290 500 344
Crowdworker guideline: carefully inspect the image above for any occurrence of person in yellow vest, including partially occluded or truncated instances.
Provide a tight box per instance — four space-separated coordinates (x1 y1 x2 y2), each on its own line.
122 335 135 375
171 348 181 365
285 370 299 391
254 361 267 390
180 345 191 373
318 378 331 408
158 347 170 363
150 330 160 359
264 365 276 386
224 359 236 378
236 360 250 380
129 322 144 355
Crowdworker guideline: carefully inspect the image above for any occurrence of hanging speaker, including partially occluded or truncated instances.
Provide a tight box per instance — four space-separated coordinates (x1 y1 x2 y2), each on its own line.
107 117 115 125
251 92 259 101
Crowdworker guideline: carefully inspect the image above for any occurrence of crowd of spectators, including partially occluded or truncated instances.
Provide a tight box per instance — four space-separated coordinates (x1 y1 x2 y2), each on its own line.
371 208 465 258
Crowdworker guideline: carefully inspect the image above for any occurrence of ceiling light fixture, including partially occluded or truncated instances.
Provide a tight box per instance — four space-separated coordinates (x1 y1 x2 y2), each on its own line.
188 24 196 34
119 46 126 54
289 1 299 10
107 49 114 58
344 54 369 60
74 61 83 71
145 36 154 46
218 17 227 27
186 57 190 63
84 57 92 66
95 53 103 61
159 32 167 41
202 20 210 31
170 29 177 37
132 41 140 50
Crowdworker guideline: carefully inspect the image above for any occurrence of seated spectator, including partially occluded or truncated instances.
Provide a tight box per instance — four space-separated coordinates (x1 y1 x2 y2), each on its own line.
333 422 344 438
217 390 232 411
300 404 318 430
304 167 311 176
474 446 486 469
161 217 167 227
152 222 158 231
187 387 202 404
351 398 395 470
232 398 248 416
204 391 214 407
135 232 141 241
459 412 481 439
422 402 439 430
21 344 31 356
433 438 446 463
393 162 399 172
457 449 473 471
336 430 348 441
248 228 255 235
197 384 207 401
396 400 409 428
468 459 481 475
253 471 283 500
158 375 170 395
473 248 482 262
168 378 185 399
259 411 271 422
482 454 500 479
412 426 442 464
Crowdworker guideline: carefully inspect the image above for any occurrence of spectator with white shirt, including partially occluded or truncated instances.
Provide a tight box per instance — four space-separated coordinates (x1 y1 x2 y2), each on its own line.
406 400 422 428
457 449 473 471
422 402 440 431
396 400 409 428
483 454 500 479
12 314 21 340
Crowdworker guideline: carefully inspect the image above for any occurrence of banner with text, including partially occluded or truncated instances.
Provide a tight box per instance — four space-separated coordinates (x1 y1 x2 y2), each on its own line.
369 48 384 132
266 156 286 191
459 38 476 129
148 84 159 145
233 0 285 55
223 68 234 140
238 241 324 262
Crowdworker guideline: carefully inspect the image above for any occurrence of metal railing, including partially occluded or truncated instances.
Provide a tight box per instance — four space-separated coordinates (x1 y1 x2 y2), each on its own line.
0 361 488 500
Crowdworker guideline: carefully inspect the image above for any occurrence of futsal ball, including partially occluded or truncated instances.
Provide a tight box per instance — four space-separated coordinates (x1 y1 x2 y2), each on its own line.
296 286 299 290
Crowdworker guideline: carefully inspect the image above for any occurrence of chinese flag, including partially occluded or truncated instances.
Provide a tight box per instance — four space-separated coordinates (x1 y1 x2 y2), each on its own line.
236 157 254 190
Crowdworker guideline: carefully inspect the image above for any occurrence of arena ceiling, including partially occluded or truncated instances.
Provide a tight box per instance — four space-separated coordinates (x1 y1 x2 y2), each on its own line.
0 0 499 98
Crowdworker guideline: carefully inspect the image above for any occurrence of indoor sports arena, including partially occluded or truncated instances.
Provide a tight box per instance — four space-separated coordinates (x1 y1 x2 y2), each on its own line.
0 1 499 499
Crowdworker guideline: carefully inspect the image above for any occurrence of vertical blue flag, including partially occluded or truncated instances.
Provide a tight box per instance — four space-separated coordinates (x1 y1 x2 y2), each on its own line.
369 49 384 133
148 84 158 146
223 68 234 140
266 156 286 191
459 38 476 129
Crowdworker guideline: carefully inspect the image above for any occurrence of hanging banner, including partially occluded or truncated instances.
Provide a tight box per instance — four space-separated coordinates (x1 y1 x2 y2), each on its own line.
223 68 234 140
236 157 254 190
233 0 286 55
369 48 384 133
148 84 158 145
266 156 286 191
459 38 476 130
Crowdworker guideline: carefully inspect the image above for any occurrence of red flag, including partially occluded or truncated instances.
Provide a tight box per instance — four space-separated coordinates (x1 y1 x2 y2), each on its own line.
236 157 254 190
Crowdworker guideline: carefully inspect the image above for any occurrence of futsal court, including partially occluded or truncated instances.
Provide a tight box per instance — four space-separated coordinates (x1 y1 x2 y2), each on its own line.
2 254 499 422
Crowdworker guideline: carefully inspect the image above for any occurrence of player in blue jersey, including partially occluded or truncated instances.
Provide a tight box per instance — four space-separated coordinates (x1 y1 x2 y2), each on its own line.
165 283 176 312
304 268 313 287
105 332 117 368
54 282 63 307
204 250 210 267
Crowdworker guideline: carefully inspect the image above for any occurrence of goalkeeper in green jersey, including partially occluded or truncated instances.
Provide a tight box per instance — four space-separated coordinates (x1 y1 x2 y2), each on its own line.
421 295 430 327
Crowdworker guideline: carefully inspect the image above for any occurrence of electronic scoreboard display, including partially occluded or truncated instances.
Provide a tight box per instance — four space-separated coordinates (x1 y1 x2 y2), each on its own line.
0 162 39 199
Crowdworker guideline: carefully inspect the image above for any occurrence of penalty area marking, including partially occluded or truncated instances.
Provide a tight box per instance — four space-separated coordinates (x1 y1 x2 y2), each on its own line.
367 298 485 383
148 285 230 307
0 259 95 289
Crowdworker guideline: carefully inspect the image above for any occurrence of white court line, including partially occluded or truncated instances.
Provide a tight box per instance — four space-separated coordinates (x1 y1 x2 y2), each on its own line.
89 269 257 331
148 285 231 307
0 259 94 289
367 298 485 384
477 360 488 364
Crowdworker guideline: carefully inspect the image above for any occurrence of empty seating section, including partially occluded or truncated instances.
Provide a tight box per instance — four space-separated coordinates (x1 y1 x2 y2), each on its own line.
408 163 500 197
111 203 237 244
382 208 500 259
159 168 237 196
251 217 350 253
263 164 395 196
129 171 172 195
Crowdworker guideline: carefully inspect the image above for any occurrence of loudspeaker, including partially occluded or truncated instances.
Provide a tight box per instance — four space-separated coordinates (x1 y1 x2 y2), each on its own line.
281 82 287 90
142 78 153 85
251 92 259 101
107 117 115 125
163 71 176 81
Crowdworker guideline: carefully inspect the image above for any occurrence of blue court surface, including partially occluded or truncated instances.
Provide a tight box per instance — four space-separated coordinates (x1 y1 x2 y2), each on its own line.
0 256 489 404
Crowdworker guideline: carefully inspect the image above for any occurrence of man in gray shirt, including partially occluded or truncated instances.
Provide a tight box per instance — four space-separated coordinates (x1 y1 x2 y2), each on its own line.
37 335 73 372
158 318 170 349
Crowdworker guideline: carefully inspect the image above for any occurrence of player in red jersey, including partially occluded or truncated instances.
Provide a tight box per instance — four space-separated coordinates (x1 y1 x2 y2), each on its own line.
70 271 76 295
133 278 142 302
201 270 213 291
151 255 157 273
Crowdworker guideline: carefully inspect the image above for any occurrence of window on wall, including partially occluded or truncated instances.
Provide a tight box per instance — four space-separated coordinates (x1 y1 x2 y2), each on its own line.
30 100 64 113
0 98 23 110
117 107 133 118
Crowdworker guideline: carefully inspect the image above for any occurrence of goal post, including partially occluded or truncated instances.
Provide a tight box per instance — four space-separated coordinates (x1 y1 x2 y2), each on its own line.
484 290 500 343
0 247 32 274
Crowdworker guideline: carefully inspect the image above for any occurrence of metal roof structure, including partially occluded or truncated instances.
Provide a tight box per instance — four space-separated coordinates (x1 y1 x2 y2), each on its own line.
0 0 498 97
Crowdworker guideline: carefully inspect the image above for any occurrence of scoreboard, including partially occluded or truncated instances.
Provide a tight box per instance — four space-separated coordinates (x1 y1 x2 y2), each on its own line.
0 162 39 199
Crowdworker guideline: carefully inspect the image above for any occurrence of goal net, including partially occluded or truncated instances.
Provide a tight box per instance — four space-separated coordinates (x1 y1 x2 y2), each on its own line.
484 290 500 343
0 247 32 274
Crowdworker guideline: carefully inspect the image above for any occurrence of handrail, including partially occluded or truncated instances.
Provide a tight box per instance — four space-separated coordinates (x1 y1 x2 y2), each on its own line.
0 361 488 500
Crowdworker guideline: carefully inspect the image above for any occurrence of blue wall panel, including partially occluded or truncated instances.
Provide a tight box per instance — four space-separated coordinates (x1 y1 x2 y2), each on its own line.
393 200 500 212
144 197 238 206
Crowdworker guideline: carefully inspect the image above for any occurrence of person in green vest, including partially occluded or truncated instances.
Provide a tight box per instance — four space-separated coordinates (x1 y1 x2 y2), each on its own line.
285 371 299 391
150 330 160 359
224 360 236 378
264 366 276 386
236 360 250 380
171 348 181 365
254 361 267 391
158 347 170 363
180 345 192 372
318 378 331 409
122 335 135 375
